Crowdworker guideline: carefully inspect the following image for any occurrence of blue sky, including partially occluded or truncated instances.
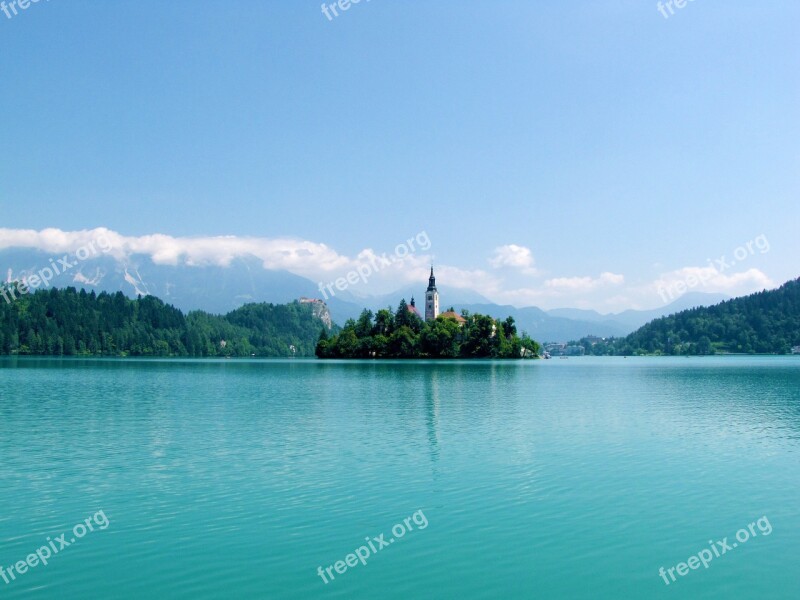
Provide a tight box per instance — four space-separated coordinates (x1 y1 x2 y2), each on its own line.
1 1 798 310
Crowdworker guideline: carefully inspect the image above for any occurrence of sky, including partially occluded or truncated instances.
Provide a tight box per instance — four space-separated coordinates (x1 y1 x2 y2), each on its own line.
1 1 798 312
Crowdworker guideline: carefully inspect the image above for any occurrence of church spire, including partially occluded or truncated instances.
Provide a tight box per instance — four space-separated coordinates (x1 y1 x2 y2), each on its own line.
427 266 437 291
425 266 439 321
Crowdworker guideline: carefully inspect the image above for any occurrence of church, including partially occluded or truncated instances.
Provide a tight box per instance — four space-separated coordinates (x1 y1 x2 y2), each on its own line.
408 268 466 325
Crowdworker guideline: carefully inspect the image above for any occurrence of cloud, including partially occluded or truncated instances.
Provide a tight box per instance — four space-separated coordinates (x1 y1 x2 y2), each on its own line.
486 272 625 308
489 244 538 274
434 265 501 291
544 272 625 292
0 227 442 287
349 248 436 286
1 228 777 313
493 286 553 306
651 267 775 302
0 227 362 277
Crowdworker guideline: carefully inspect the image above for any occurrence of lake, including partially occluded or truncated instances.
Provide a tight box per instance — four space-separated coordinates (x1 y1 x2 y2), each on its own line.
0 356 798 599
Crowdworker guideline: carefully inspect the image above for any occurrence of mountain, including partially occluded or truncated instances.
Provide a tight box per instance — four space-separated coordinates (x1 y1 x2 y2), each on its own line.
613 278 800 355
448 303 624 342
0 248 366 325
0 248 744 343
356 285 493 312
344 289 729 342
366 295 728 343
547 292 730 332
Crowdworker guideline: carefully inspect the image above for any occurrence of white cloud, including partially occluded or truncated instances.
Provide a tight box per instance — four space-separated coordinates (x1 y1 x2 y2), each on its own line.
434 265 501 291
353 248 431 278
0 227 354 277
493 287 553 306
0 227 441 288
650 267 775 302
489 244 538 274
544 271 625 292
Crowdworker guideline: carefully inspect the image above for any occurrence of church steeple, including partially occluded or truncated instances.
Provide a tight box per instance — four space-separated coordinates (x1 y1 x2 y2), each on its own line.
427 266 437 291
425 266 439 321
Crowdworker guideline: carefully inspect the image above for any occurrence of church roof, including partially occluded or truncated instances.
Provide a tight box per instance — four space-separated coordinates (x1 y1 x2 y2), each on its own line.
439 310 466 323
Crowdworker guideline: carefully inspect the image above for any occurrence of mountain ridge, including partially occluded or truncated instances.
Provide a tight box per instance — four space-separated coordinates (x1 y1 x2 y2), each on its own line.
0 249 734 342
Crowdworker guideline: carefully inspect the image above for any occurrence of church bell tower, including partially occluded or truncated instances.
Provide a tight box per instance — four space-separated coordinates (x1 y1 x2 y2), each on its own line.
425 266 439 321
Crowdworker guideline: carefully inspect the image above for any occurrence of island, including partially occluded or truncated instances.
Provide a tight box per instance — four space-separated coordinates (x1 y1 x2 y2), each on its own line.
316 268 540 359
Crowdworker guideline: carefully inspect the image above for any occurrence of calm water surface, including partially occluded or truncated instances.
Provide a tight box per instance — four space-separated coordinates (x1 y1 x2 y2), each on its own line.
0 356 798 599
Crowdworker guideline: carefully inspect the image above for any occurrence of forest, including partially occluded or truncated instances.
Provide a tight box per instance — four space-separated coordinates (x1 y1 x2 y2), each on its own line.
573 278 800 355
0 286 330 357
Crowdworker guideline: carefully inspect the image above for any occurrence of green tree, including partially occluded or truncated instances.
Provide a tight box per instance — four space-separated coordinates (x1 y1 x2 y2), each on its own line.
388 326 419 358
373 309 395 337
461 315 497 357
420 317 461 358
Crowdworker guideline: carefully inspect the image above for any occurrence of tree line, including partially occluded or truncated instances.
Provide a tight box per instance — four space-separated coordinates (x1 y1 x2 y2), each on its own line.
0 286 331 357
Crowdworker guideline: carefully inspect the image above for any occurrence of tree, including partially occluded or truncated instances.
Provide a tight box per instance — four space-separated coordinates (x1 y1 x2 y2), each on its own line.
355 309 374 338
462 315 497 357
420 317 461 358
333 329 359 358
388 326 419 358
315 328 331 358
519 333 540 358
503 316 517 338
373 309 395 337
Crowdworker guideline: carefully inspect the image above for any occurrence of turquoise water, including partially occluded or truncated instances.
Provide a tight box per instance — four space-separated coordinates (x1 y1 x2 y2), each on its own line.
0 356 798 599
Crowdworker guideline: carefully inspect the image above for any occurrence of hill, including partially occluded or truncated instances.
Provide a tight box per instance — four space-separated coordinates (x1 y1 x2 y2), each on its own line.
585 278 799 355
0 287 333 357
